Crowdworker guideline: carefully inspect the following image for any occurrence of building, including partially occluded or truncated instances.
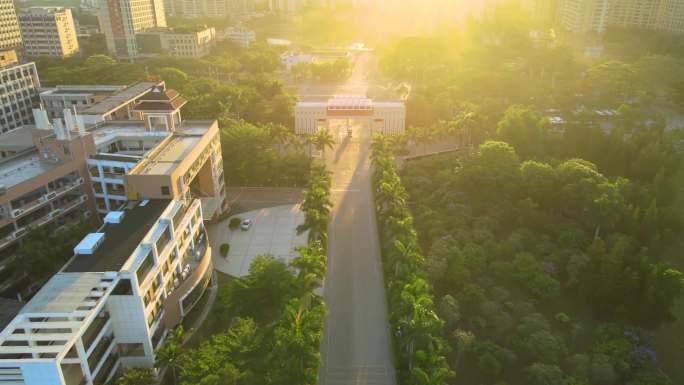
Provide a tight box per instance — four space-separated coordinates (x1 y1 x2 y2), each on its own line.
40 85 125 121
557 0 684 34
0 83 226 302
98 0 167 58
0 197 214 385
18 7 80 58
0 58 41 133
295 96 406 136
0 123 97 300
222 26 255 47
269 0 304 13
170 0 254 18
75 81 165 126
557 0 610 34
0 48 17 67
136 27 216 58
0 0 22 51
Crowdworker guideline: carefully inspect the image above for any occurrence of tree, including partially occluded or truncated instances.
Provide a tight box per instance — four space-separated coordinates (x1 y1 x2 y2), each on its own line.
115 368 156 385
312 128 335 159
496 105 548 158
155 326 185 385
526 363 566 385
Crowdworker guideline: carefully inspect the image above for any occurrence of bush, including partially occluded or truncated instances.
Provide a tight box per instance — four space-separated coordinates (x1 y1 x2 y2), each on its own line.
229 217 242 230
220 243 230 257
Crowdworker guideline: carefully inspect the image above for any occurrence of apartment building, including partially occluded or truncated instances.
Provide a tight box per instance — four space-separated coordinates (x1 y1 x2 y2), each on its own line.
0 123 97 299
136 26 216 58
169 0 254 18
98 0 167 58
0 57 41 133
18 7 79 58
0 197 213 385
74 81 165 126
557 0 684 34
0 0 22 51
39 85 125 121
0 83 226 301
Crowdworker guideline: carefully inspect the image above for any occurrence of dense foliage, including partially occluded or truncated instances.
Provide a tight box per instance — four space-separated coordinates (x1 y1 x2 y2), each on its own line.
157 165 332 385
220 121 312 186
291 59 352 83
371 136 453 385
398 127 684 385
35 42 295 127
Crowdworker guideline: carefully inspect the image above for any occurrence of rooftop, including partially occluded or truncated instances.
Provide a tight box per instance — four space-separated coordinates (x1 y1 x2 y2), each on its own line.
139 134 202 174
63 200 170 273
21 272 105 314
80 81 162 116
42 85 123 97
0 127 34 153
0 150 63 189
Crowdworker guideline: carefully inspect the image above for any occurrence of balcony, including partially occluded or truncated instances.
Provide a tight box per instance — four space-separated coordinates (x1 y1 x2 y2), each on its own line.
92 352 119 385
82 313 110 353
88 334 114 373
162 236 212 328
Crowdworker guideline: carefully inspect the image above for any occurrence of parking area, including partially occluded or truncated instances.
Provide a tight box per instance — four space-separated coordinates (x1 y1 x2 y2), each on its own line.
208 204 308 277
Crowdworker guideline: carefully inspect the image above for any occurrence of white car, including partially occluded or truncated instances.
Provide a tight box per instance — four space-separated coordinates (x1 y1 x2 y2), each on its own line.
240 219 253 231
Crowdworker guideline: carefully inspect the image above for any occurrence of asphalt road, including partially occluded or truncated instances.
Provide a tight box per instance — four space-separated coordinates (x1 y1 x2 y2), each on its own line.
319 124 396 385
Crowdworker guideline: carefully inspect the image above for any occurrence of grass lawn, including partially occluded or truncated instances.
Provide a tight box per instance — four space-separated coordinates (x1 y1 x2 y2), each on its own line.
183 271 234 347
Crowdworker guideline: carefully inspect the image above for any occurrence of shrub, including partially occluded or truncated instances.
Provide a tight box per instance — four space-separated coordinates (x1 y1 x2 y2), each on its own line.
220 243 230 257
229 217 242 230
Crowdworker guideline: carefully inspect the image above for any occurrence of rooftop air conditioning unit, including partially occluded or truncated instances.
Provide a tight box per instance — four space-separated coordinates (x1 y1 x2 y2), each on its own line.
11 208 24 218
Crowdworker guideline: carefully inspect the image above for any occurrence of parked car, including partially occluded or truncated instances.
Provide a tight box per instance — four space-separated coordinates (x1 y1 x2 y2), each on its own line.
240 219 253 231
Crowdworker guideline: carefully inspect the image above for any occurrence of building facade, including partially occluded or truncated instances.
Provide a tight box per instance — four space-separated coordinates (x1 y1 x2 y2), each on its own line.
558 0 684 34
0 60 41 133
98 0 167 58
0 197 213 385
0 83 226 302
136 27 216 58
39 85 125 121
18 7 80 58
222 26 255 47
0 0 22 51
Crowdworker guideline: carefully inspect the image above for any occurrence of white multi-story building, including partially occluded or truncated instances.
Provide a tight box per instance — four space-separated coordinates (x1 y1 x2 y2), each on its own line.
222 26 255 47
557 0 684 34
0 58 41 133
0 0 22 51
18 7 80 58
0 197 214 385
39 85 125 121
98 0 167 58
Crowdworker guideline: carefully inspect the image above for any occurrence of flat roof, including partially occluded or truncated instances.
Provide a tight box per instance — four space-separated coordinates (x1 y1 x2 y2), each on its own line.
0 127 34 152
140 135 201 174
89 153 143 163
89 121 170 146
21 272 105 314
80 81 161 116
63 200 170 273
0 150 63 189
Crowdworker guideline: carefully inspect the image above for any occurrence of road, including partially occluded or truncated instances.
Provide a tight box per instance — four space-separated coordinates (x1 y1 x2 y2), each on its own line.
318 121 396 385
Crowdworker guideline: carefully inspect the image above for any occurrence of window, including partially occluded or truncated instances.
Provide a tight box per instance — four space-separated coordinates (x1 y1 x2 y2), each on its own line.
161 186 170 196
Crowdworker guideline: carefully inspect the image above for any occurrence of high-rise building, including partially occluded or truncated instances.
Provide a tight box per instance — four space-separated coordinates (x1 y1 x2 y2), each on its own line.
557 0 684 34
557 0 610 34
0 55 40 133
18 7 80 58
0 0 22 51
173 0 254 18
98 0 167 58
136 27 216 58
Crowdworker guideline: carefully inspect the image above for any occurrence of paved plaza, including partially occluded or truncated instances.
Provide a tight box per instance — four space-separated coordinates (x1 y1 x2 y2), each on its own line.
208 204 308 277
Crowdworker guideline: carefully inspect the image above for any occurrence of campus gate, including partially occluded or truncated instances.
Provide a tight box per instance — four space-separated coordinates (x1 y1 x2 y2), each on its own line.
295 95 406 135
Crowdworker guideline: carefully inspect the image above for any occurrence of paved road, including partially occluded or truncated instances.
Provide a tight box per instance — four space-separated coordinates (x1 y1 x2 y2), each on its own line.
319 125 396 385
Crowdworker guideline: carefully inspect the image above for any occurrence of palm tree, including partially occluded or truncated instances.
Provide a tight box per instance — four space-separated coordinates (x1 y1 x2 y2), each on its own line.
155 326 185 385
312 128 336 159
